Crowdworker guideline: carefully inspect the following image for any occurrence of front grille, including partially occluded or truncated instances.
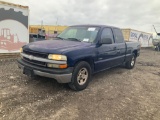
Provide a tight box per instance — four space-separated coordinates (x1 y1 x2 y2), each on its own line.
23 57 46 67
23 49 48 67
23 49 48 58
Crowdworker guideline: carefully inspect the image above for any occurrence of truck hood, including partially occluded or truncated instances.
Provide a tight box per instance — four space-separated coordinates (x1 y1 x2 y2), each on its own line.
24 40 91 54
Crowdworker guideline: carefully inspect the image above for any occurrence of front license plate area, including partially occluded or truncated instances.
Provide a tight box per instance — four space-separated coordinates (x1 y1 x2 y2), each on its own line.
23 68 33 77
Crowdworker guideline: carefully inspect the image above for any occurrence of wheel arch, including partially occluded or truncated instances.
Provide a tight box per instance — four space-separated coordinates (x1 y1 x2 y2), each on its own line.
74 57 94 73
133 50 138 57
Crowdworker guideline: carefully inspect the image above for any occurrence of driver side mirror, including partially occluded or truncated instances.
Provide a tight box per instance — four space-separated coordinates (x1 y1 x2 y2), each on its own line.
101 38 112 44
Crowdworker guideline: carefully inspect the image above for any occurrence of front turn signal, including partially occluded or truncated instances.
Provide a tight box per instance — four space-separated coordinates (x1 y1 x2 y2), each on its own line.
20 48 23 53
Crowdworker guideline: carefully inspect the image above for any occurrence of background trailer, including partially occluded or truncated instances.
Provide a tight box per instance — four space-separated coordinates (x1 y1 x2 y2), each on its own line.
0 1 29 54
122 29 153 47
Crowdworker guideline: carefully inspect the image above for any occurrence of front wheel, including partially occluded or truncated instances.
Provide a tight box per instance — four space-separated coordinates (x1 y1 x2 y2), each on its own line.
125 53 136 69
68 61 92 91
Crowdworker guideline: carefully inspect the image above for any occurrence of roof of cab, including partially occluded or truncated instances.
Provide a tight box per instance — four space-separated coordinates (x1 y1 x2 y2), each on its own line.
70 24 120 29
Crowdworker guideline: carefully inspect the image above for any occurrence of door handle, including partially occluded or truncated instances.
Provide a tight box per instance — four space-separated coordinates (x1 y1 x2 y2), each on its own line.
113 47 116 50
117 49 120 53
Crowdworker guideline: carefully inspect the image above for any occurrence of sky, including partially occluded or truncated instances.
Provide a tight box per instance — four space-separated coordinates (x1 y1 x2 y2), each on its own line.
2 0 160 33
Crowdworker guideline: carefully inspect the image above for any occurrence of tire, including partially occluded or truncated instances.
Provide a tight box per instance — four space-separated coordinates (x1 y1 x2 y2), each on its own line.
125 53 136 69
68 61 92 91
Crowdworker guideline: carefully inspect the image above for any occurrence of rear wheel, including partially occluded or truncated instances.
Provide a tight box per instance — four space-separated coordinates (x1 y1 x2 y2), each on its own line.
125 53 136 69
68 61 91 91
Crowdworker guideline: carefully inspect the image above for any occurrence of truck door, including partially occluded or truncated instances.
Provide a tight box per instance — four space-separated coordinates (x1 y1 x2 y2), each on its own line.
112 28 126 65
95 27 118 72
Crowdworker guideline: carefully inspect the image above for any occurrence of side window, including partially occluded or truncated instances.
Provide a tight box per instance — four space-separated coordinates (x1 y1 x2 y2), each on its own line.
113 28 124 43
101 28 114 43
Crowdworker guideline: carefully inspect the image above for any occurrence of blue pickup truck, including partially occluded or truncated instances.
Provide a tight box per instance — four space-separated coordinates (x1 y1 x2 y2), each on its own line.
18 25 140 91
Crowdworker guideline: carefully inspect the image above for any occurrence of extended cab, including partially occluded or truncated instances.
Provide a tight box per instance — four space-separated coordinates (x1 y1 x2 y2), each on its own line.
18 25 140 91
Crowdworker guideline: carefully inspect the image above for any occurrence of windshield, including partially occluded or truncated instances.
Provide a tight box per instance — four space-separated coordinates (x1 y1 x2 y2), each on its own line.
57 26 100 43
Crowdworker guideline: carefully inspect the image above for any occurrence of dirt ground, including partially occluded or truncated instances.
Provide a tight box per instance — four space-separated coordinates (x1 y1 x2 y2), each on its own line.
0 48 160 120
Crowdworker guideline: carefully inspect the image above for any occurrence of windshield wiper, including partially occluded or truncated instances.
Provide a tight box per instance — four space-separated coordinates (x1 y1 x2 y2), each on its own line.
66 38 81 42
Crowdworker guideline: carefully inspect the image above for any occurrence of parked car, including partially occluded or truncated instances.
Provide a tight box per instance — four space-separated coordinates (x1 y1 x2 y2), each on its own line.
18 25 141 91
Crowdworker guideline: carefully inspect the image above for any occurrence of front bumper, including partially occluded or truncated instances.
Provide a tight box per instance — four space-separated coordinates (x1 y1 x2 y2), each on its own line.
17 59 73 83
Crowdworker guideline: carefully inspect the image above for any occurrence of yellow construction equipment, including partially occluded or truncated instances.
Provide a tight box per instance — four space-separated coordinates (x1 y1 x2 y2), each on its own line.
29 25 68 34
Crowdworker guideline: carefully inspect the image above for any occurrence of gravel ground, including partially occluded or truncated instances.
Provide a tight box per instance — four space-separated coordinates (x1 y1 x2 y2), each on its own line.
0 48 160 120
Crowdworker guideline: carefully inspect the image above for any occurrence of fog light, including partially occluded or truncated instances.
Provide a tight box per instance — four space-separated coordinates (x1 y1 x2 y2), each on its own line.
47 63 59 68
47 63 67 69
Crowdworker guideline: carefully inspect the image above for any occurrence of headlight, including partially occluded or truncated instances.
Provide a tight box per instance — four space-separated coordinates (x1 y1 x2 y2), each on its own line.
48 54 67 61
20 48 23 53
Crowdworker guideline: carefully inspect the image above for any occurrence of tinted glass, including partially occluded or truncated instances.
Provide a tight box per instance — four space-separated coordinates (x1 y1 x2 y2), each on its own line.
101 28 114 43
113 28 124 43
57 26 100 43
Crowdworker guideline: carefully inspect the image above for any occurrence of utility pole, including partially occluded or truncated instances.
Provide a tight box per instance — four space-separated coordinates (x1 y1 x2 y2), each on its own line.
41 20 43 29
55 18 58 31
56 18 58 25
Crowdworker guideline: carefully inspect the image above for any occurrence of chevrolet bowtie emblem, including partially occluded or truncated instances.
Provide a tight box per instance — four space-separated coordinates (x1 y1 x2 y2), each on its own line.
29 55 33 60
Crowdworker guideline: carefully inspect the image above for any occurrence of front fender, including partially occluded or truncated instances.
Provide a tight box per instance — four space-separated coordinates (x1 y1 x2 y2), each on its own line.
64 46 97 67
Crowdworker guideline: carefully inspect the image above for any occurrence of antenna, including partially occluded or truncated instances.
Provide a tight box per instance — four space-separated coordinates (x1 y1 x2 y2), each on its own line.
153 25 160 36
55 18 58 31
41 20 43 29
153 25 158 34
56 18 58 25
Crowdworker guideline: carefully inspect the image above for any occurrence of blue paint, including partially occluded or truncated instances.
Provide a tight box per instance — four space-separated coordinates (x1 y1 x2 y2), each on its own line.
23 25 140 73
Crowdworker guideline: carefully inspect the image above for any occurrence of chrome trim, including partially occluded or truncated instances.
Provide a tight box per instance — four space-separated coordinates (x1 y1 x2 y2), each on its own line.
18 63 72 83
21 53 66 64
